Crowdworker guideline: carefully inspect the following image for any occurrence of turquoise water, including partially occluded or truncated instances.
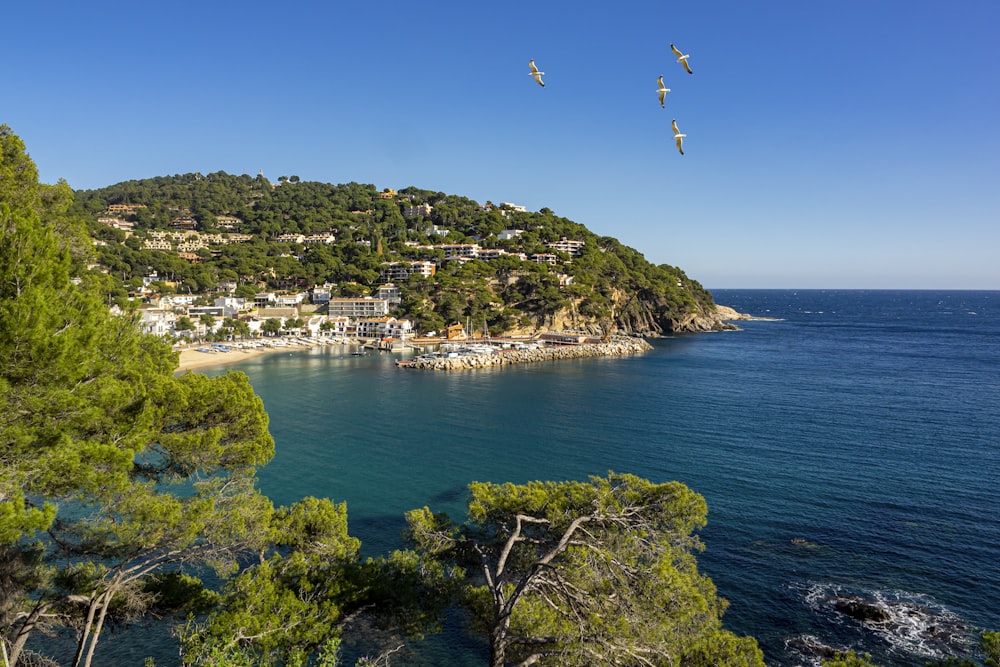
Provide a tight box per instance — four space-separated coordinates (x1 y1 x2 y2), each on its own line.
201 290 999 666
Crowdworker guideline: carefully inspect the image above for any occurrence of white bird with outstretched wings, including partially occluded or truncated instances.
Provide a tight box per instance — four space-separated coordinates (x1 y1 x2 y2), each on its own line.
528 59 545 87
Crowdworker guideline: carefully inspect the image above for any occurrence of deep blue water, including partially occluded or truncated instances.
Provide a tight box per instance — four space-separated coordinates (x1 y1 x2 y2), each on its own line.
200 289 999 666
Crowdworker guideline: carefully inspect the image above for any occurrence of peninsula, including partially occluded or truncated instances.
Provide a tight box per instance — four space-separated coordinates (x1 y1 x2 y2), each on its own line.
73 173 746 373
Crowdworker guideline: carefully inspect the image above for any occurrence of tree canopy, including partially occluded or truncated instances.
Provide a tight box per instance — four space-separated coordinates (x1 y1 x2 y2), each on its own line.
1 124 275 667
405 472 765 667
71 169 714 336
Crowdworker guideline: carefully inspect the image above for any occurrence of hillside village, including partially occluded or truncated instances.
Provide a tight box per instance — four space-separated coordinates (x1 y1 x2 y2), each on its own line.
115 211 590 346
75 173 719 345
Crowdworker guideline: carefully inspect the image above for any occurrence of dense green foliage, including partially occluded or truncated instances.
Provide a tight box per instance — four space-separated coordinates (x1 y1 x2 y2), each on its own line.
71 173 715 334
405 473 765 667
178 497 452 666
1 126 275 667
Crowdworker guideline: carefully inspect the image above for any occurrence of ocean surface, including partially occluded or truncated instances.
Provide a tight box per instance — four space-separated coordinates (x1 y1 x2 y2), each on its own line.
197 289 1000 666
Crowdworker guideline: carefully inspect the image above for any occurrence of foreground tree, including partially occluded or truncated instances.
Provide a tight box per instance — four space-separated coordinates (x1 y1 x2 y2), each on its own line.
180 497 455 666
1 125 275 666
405 472 764 667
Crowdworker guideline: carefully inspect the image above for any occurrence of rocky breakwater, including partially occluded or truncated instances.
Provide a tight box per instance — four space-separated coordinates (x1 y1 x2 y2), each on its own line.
398 337 653 371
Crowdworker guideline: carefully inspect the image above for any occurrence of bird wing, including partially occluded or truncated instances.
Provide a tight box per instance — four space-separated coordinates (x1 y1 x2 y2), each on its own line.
529 60 539 74
658 91 665 107
672 119 680 134
670 43 683 58
682 59 693 74
657 75 664 88
675 136 684 155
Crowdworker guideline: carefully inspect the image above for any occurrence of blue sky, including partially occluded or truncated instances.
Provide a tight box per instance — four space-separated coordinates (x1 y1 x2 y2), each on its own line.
6 0 999 289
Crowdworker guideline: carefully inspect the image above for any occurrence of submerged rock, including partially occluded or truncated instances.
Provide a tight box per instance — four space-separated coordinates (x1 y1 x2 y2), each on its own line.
835 597 892 624
785 634 841 660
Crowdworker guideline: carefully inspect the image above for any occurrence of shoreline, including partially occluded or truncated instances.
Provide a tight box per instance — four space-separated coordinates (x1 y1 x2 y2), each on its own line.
174 342 339 374
173 303 758 374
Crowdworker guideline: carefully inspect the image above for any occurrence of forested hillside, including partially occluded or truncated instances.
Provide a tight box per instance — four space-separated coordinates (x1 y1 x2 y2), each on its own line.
72 172 726 335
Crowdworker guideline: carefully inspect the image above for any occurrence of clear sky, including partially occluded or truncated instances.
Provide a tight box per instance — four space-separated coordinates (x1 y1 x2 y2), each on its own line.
6 0 999 289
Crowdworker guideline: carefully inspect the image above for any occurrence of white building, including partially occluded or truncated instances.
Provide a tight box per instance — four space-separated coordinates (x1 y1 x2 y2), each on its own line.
137 308 176 337
143 238 173 251
384 317 413 341
254 292 277 308
301 315 328 336
214 296 248 317
530 253 558 265
327 297 389 318
546 237 585 256
302 233 337 244
380 261 437 282
375 283 401 306
322 316 351 338
355 316 413 341
177 239 208 252
216 216 244 229
356 317 390 339
275 293 307 307
403 203 433 218
98 217 135 231
476 248 510 260
311 287 332 304
438 243 481 258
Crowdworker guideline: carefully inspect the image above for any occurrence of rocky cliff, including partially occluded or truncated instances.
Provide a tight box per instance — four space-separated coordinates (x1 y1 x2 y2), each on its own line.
614 290 748 335
506 292 749 337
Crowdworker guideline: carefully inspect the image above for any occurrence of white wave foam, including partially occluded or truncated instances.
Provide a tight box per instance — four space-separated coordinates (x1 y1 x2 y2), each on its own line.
784 633 847 666
795 582 975 661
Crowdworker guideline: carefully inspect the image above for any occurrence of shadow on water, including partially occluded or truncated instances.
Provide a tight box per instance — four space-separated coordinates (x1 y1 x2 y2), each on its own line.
427 484 469 506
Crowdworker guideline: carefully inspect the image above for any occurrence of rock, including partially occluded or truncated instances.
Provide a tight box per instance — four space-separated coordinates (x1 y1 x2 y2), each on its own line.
786 635 841 660
713 305 752 321
399 337 653 371
834 597 892 624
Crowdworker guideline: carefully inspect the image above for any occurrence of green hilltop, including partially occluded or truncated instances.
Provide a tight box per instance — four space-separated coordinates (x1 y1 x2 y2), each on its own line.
72 171 729 336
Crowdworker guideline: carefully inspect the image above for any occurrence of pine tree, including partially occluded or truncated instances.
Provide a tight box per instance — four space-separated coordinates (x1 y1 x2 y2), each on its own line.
1 125 275 667
406 472 765 667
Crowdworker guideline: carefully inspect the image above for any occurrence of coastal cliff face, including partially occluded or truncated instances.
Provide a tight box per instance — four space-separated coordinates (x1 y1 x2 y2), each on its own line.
504 289 748 337
667 304 750 333
614 289 746 335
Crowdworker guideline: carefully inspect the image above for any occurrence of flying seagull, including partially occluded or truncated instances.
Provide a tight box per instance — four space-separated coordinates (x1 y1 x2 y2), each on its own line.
672 119 686 155
528 59 545 87
656 75 670 108
670 43 693 75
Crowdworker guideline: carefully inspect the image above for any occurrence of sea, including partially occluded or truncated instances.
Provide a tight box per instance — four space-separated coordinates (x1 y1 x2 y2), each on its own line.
139 290 1000 665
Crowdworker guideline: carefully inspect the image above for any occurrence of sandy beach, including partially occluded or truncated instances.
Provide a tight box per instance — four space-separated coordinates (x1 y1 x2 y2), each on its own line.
174 342 327 373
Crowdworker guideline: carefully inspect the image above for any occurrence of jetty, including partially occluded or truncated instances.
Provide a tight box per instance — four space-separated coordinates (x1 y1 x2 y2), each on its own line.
396 336 652 370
